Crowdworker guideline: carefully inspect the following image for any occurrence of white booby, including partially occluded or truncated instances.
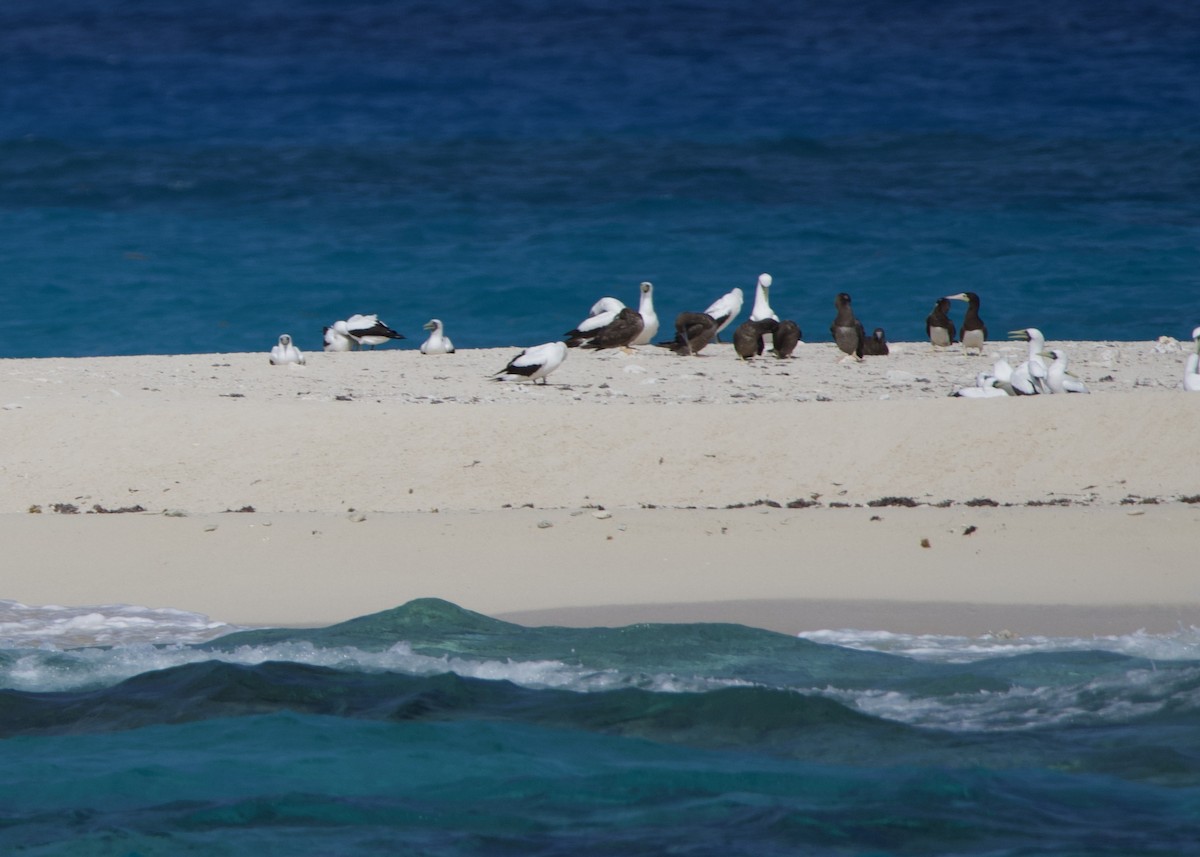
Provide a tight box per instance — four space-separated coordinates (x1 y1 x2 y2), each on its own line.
830 292 865 358
862 327 889 356
631 281 659 345
494 341 568 384
590 296 625 316
952 373 1009 398
419 319 455 354
269 334 305 365
340 314 405 348
946 292 987 354
1009 328 1050 394
748 273 778 323
323 325 356 352
990 357 1020 396
926 298 956 347
1041 348 1089 393
1186 327 1200 392
703 287 744 340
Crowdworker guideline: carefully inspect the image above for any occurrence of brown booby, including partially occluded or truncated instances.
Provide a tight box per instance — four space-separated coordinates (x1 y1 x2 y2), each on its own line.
493 341 568 384
862 327 889 356
946 292 987 354
926 298 956 347
771 320 801 358
830 292 865 358
564 305 643 349
733 318 779 360
657 312 719 355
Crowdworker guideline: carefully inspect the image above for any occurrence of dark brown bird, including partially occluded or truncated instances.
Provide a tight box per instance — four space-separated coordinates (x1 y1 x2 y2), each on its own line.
733 319 779 360
830 292 865 358
926 298 956 347
862 327 889 356
945 291 987 354
771 320 801 358
578 307 644 350
657 312 719 355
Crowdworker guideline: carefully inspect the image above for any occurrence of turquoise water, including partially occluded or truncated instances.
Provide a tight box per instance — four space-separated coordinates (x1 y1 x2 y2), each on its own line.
2 599 1200 855
1 0 1198 357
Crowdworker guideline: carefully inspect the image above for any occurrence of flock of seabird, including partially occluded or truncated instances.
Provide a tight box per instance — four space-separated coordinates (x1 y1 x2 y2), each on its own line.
268 282 1200 393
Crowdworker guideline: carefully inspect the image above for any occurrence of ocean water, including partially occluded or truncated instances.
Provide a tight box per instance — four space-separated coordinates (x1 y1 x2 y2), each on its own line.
1 0 1198 358
1 597 1200 855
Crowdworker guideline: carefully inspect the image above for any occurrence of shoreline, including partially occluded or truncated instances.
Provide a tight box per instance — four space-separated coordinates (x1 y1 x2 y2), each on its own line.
3 343 1198 636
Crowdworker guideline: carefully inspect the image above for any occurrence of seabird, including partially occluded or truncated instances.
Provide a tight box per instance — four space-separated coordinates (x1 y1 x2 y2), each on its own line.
926 298 956 347
771 320 801 358
830 292 865 358
951 373 1009 398
579 307 644 350
733 318 779 360
323 325 356 352
630 281 659 345
657 312 719 355
748 273 779 323
1041 348 1089 393
1186 327 1200 392
419 319 455 354
862 327 889 356
1009 328 1050 394
590 296 625 316
341 314 405 348
564 307 620 347
946 292 987 354
493 341 568 384
269 334 305 365
703 288 744 341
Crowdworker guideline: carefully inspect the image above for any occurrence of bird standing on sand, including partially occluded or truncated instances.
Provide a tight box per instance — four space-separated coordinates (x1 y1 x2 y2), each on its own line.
703 288 744 341
1009 328 1050 394
657 312 719 355
564 298 644 349
926 298 956 347
862 327 889 356
830 292 865 358
748 274 778 323
631 281 659 346
771 320 801 358
946 292 987 354
419 319 455 354
269 334 305 365
1186 327 1200 392
733 318 779 360
494 341 568 384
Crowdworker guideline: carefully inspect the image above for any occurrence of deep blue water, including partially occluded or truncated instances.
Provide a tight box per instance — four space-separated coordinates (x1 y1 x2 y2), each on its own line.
1 0 1198 357
3 598 1200 855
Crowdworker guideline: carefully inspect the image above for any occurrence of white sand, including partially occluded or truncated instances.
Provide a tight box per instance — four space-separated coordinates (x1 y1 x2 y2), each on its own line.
2 338 1198 635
